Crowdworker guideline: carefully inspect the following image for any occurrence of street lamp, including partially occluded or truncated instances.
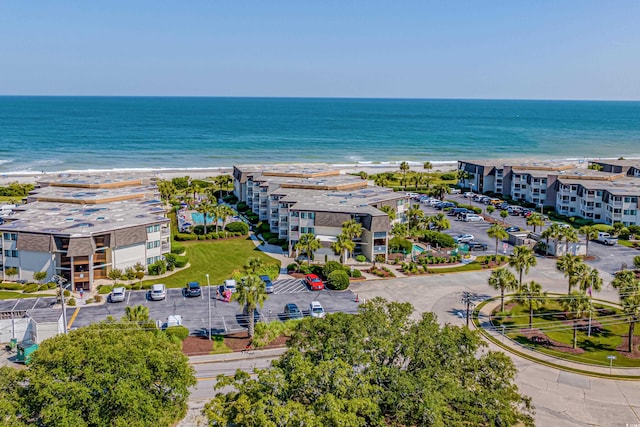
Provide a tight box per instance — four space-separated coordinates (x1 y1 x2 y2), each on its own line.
53 275 69 335
206 273 211 341
470 183 475 194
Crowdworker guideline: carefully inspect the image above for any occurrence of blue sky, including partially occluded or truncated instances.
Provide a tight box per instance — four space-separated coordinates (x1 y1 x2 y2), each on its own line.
1 1 638 99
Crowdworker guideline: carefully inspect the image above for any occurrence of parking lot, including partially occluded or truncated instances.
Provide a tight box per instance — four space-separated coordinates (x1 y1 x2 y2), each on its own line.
69 278 359 335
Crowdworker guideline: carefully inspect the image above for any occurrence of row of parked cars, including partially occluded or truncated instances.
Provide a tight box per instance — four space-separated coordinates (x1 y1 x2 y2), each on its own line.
464 193 541 217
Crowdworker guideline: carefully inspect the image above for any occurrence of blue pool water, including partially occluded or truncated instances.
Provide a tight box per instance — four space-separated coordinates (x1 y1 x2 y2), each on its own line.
413 244 425 254
190 212 222 225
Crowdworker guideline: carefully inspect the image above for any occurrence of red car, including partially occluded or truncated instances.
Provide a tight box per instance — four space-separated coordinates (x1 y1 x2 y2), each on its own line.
305 274 324 291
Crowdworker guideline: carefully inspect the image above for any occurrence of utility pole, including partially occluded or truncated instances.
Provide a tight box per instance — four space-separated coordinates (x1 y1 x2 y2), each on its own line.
206 273 211 341
460 291 476 328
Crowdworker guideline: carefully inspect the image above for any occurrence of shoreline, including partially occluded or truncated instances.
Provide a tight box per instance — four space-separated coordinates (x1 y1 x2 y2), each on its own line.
0 155 634 186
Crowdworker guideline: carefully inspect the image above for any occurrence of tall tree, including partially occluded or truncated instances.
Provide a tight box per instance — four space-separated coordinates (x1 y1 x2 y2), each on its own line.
342 219 363 260
430 213 450 232
204 186 218 204
186 180 200 200
379 205 396 222
515 280 547 329
399 161 410 186
406 204 425 230
579 225 599 257
7 321 195 427
562 291 591 349
295 233 321 266
488 268 518 312
423 161 433 188
157 179 177 202
244 257 264 275
509 245 537 288
612 270 640 353
196 200 214 235
432 183 451 201
556 254 583 294
391 223 408 238
541 223 563 256
487 223 508 256
373 174 389 188
233 275 269 337
526 212 545 233
204 298 534 426
457 169 472 189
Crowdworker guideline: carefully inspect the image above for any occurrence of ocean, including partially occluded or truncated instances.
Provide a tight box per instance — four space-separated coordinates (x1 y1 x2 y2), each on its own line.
1 97 639 174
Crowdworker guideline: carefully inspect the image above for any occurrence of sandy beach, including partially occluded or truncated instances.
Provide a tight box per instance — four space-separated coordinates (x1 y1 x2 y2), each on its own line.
0 162 459 186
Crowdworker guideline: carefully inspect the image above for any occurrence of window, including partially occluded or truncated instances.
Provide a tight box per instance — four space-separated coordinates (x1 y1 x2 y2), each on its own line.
3 233 9 240
147 257 153 265
595 214 601 220
4 250 18 257
154 224 160 232
595 203 602 208
154 240 160 248
291 225 299 232
147 226 153 233
3 250 9 257
3 232 17 241
570 197 576 202
291 211 299 217
300 227 315 234
147 242 153 249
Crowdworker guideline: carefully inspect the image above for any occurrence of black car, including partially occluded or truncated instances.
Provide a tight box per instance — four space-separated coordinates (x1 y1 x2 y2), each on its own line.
184 281 201 297
505 226 521 232
468 242 488 251
284 303 303 320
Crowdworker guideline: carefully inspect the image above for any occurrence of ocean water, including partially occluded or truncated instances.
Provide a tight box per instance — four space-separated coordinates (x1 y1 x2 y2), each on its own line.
1 97 639 174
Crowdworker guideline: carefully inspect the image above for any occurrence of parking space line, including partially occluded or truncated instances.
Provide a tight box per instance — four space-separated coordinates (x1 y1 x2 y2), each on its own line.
126 292 132 305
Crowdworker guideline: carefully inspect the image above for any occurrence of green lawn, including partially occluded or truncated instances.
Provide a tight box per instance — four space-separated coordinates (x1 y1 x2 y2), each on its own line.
0 291 56 300
493 299 640 367
142 237 280 288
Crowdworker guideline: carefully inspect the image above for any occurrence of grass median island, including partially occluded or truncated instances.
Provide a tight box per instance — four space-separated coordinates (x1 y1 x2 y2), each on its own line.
142 237 280 288
0 291 56 300
492 298 640 367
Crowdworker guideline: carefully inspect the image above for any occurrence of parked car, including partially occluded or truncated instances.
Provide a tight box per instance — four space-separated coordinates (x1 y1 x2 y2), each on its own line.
110 286 126 303
150 283 166 301
505 226 521 232
284 303 303 320
463 192 474 198
259 275 274 294
467 242 488 251
464 214 484 222
310 301 326 318
454 234 475 243
305 274 324 291
185 281 202 297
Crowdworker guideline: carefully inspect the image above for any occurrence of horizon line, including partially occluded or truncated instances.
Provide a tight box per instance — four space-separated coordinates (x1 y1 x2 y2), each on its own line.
0 95 639 102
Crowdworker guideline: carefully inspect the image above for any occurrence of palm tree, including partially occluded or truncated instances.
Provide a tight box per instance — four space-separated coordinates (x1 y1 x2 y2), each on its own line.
556 254 583 294
508 245 537 288
244 257 264 275
216 174 233 198
457 170 472 189
486 205 496 217
526 213 545 233
379 205 396 222
423 161 433 189
488 268 518 312
233 275 269 338
219 204 237 234
295 233 321 266
562 291 591 349
197 201 214 235
391 223 408 238
541 223 563 257
406 204 425 230
204 186 218 204
430 213 450 232
514 280 546 329
342 219 363 260
373 175 389 188
432 184 451 201
487 223 508 256
561 227 579 255
124 305 149 323
210 203 223 233
186 181 200 200
579 225 599 257
399 161 410 185
423 161 433 172
612 270 640 353
331 233 355 264
411 172 426 191
157 180 177 202
612 222 625 236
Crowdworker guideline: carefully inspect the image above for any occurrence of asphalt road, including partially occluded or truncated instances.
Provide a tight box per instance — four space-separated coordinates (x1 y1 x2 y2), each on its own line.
69 279 359 335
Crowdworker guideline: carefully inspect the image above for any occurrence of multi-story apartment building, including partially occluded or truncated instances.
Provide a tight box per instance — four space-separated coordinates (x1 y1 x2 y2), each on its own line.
233 164 408 261
0 175 170 289
459 159 640 226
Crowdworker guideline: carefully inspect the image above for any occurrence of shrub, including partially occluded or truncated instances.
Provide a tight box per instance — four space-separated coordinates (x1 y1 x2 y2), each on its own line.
389 236 412 253
351 269 362 278
287 263 299 273
97 285 112 295
131 283 142 290
420 231 456 248
171 242 186 254
67 298 76 307
375 254 386 264
164 253 177 270
174 255 189 268
63 289 71 297
23 283 39 293
0 283 23 290
93 295 103 303
222 194 238 204
225 221 249 235
174 233 197 241
236 201 249 212
147 260 168 275
322 261 345 279
355 255 367 262
165 325 190 341
440 172 457 180
327 270 350 290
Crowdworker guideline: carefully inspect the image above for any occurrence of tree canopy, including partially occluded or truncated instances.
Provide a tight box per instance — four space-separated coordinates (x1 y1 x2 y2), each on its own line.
0 321 196 427
204 298 534 426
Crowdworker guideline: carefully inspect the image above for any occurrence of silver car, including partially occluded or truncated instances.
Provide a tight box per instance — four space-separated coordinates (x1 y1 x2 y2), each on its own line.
150 283 166 301
110 286 126 303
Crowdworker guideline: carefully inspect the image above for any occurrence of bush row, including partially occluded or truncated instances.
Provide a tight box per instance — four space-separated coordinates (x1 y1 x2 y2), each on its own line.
174 231 245 241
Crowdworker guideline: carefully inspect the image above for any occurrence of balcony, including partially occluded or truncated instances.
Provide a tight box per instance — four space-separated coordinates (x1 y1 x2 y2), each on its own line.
161 227 171 237
373 245 387 254
161 242 171 253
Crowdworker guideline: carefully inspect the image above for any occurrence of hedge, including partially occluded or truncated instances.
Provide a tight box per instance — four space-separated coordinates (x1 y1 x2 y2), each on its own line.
225 221 249 235
174 233 198 241
165 325 190 341
23 284 39 293
419 231 456 248
174 255 189 268
97 285 113 295
0 283 23 291
322 261 345 279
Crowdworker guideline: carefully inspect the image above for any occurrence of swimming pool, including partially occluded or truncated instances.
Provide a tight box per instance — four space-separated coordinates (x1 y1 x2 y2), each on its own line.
413 244 426 254
190 212 222 225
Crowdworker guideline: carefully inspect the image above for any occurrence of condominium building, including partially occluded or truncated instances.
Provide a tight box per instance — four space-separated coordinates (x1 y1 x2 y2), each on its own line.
458 159 640 226
233 164 408 261
0 175 170 289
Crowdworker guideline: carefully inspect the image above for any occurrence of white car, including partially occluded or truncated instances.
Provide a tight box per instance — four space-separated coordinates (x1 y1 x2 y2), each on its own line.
454 234 475 243
309 301 326 318
110 287 126 303
150 283 166 301
464 214 485 222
